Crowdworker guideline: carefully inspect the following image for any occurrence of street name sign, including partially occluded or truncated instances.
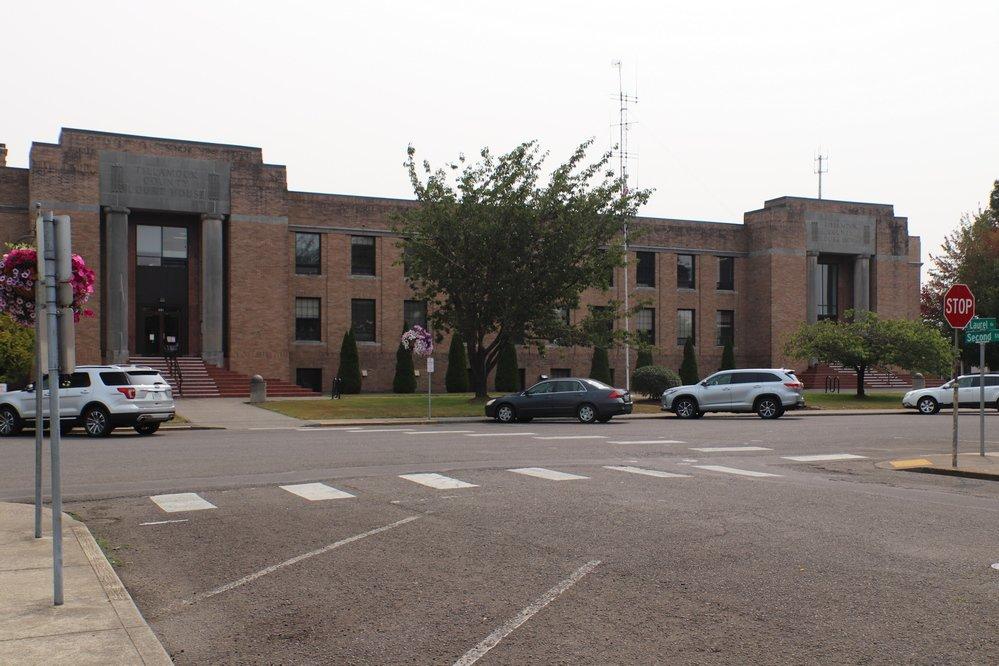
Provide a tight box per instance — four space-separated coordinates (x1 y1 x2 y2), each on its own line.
966 330 999 344
943 284 975 329
965 317 997 334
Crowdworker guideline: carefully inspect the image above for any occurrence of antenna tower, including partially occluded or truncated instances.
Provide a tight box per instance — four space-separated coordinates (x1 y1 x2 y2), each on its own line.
814 150 829 199
612 60 638 391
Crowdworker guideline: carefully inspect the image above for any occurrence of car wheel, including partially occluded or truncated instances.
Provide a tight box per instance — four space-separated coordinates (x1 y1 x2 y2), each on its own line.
577 403 597 424
674 397 698 419
755 396 782 419
134 423 160 435
83 405 113 437
0 406 23 436
496 404 516 423
917 396 939 415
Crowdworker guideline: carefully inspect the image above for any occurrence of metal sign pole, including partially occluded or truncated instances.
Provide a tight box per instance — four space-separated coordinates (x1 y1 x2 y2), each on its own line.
43 212 63 606
33 207 46 539
952 329 959 468
981 342 986 457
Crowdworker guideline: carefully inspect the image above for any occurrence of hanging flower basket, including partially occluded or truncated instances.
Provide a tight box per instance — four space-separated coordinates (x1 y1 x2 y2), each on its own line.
401 325 434 358
0 247 96 327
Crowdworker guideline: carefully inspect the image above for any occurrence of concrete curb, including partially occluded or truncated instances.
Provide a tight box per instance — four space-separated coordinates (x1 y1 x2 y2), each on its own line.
877 453 999 481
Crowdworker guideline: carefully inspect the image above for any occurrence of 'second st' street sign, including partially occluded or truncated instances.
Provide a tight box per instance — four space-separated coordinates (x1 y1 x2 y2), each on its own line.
943 283 975 329
966 330 999 344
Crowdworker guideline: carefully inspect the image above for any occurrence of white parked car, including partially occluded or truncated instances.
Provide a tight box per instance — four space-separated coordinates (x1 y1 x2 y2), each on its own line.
661 368 805 419
902 374 999 415
0 365 175 437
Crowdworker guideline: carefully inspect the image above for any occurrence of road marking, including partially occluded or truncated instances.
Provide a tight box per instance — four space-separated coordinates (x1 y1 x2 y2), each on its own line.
782 453 868 462
690 446 773 452
453 560 601 666
149 493 216 513
607 440 686 445
280 482 356 501
604 465 690 478
341 428 410 433
890 458 933 469
509 467 589 481
405 430 476 435
532 435 607 440
466 432 537 437
693 465 781 478
189 516 419 603
399 473 478 489
139 519 189 526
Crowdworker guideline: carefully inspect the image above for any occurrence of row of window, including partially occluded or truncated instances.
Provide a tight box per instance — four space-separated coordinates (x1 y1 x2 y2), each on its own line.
633 253 736 290
637 308 734 347
295 297 427 342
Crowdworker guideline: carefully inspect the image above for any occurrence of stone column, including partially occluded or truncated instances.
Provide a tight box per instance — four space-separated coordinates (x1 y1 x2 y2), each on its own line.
103 206 130 364
806 251 819 324
201 214 225 367
853 254 870 314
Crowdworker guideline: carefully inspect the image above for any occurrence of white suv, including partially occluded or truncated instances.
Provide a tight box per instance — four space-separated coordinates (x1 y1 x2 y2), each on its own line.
902 374 999 415
0 365 175 437
661 369 805 419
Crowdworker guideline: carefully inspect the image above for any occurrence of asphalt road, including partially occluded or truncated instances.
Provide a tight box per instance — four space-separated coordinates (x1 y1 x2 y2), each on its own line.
3 412 999 664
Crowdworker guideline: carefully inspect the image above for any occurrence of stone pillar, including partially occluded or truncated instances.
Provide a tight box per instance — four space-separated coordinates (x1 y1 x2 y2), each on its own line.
853 254 870 314
201 214 225 367
806 251 819 324
103 206 130 364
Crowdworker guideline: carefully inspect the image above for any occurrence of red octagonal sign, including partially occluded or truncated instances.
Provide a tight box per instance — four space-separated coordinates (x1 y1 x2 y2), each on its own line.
943 283 975 329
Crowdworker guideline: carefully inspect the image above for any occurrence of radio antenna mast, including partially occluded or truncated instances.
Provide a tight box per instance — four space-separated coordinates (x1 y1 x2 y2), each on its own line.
612 60 638 390
814 149 829 199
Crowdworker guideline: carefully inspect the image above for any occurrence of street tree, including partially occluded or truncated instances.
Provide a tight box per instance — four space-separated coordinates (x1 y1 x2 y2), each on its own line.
395 140 651 398
784 310 952 397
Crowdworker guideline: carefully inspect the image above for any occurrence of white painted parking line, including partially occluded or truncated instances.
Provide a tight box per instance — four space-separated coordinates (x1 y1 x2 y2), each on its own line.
454 560 601 666
140 519 189 526
606 440 685 445
280 482 356 501
466 432 537 437
509 467 589 481
693 465 781 478
532 435 607 440
150 493 217 513
690 446 773 452
399 473 478 489
339 428 411 433
190 516 420 604
781 453 868 462
603 465 690 478
405 430 476 435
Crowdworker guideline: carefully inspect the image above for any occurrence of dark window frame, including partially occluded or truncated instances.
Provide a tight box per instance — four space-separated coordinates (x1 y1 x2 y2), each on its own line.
295 232 322 275
818 263 838 320
636 251 656 287
295 297 322 341
351 236 376 276
677 254 696 289
636 307 656 345
677 308 695 346
351 298 377 342
716 309 734 347
295 368 323 393
717 256 735 291
403 300 427 330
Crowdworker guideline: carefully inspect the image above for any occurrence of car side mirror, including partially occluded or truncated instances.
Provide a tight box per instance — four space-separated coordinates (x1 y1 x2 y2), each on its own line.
25 383 34 392
700 381 708 387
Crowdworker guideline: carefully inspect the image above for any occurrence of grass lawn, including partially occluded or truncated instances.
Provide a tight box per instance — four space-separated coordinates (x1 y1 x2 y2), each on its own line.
804 391 905 410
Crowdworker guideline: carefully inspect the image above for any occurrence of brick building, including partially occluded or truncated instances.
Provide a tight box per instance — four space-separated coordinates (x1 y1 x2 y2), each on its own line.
0 129 922 394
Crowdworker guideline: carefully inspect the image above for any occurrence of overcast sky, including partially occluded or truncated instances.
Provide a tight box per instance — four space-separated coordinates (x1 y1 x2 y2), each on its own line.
5 1 997 269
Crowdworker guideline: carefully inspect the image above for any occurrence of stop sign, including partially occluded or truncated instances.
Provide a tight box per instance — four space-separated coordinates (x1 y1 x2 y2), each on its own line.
943 283 976 329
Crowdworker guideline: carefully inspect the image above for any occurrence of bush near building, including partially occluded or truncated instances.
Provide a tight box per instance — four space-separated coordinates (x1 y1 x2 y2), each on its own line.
337 329 362 394
632 365 681 399
679 337 699 385
589 346 611 384
445 334 469 393
392 342 417 393
719 341 735 371
635 347 654 370
494 339 519 393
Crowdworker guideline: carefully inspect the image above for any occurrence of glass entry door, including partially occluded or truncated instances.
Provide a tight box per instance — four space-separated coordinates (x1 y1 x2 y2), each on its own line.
140 306 183 356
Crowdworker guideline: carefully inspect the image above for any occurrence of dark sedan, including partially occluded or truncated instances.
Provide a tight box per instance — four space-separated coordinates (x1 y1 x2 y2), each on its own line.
484 378 633 424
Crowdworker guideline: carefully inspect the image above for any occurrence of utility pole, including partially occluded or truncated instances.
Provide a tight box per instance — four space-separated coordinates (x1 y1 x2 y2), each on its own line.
814 150 829 199
612 60 637 390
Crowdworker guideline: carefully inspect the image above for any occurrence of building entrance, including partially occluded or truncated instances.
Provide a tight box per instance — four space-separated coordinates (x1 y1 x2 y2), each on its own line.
139 305 183 355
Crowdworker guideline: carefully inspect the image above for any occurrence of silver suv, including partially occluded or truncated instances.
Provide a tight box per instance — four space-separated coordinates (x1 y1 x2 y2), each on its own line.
0 365 175 437
661 369 805 419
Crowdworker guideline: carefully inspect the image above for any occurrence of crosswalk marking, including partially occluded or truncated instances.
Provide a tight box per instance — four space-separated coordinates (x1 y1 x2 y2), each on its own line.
693 465 781 478
781 453 867 462
532 435 607 440
603 465 690 478
466 432 537 437
399 473 478 489
280 482 355 501
607 440 685 445
690 446 773 452
405 430 476 435
150 492 216 513
509 467 589 481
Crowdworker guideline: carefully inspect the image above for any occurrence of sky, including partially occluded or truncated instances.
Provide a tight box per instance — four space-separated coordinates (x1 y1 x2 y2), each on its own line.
4 1 997 272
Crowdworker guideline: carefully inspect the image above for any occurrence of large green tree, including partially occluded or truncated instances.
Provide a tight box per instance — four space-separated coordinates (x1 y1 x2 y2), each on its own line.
0 313 33 388
785 310 952 397
395 140 651 398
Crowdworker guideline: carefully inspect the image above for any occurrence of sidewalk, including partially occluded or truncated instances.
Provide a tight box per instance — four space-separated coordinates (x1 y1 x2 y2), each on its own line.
175 397 307 430
0 503 171 665
880 452 999 481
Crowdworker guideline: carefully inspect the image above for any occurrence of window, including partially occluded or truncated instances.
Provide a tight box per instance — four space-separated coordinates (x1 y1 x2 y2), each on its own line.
704 372 733 386
296 368 323 393
551 380 585 393
958 376 981 388
677 309 695 346
137 225 188 267
526 381 554 395
636 251 655 287
351 298 376 342
716 310 734 347
98 372 130 386
295 298 321 341
717 256 735 291
677 254 695 289
986 377 999 387
818 263 838 320
295 233 321 275
403 300 427 330
351 236 376 276
636 308 655 345
550 368 572 378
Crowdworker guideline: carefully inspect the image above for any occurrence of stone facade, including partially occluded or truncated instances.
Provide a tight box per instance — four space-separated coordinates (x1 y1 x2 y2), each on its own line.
0 129 922 392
